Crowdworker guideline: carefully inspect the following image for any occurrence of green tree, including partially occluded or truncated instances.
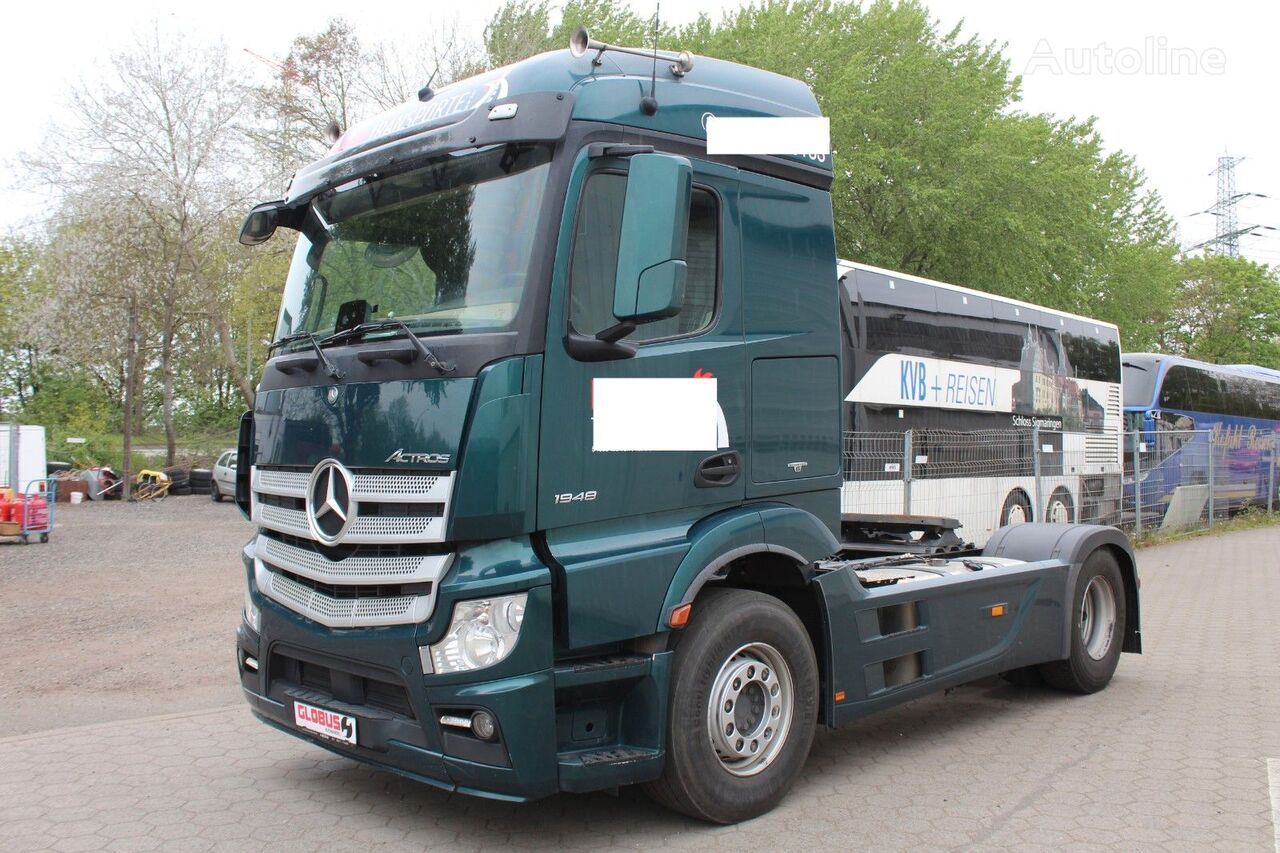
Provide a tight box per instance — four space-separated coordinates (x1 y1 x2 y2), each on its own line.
673 1 1181 342
1162 256 1280 366
0 238 46 412
483 0 658 66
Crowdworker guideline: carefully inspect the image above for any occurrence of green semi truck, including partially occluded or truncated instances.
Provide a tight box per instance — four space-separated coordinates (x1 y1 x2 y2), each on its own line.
234 30 1141 823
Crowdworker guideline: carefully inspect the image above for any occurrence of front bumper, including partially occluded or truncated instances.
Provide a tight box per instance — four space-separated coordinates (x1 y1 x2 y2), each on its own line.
238 652 557 801
237 542 561 802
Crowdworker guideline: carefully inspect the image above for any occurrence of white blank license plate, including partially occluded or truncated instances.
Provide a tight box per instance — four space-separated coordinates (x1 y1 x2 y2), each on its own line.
293 700 357 745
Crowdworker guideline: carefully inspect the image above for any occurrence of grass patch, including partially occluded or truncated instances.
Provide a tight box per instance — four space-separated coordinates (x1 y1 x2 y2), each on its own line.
1133 507 1280 548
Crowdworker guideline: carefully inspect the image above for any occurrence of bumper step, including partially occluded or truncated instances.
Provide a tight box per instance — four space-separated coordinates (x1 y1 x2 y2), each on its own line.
557 745 662 792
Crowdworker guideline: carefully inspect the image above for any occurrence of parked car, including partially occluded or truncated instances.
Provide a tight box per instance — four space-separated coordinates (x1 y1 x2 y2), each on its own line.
211 450 237 502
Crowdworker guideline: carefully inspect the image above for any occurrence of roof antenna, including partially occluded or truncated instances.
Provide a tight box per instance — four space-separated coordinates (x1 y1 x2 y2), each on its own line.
418 64 440 102
640 4 660 116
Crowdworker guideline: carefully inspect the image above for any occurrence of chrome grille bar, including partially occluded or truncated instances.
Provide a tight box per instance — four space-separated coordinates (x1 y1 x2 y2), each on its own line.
254 558 436 628
256 534 452 585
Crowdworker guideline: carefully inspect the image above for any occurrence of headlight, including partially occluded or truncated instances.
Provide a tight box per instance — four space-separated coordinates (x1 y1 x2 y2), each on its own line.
243 580 261 634
429 593 527 674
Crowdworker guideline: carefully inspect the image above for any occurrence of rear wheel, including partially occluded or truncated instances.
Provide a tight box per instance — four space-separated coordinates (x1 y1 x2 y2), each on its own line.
1039 549 1125 693
999 490 1032 527
1046 488 1074 524
643 588 818 824
210 482 223 502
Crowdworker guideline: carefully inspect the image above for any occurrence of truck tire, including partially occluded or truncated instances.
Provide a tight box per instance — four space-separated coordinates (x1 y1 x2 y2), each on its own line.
1038 549 1125 694
643 587 818 824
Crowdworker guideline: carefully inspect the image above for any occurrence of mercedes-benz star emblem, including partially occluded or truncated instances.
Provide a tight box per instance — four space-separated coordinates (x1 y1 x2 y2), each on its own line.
326 386 339 405
305 459 356 545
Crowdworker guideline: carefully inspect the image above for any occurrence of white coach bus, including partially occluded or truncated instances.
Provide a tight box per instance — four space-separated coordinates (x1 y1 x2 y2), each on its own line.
838 261 1124 546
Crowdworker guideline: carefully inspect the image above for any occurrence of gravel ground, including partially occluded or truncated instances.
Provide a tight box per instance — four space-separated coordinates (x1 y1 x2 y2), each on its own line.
0 496 253 735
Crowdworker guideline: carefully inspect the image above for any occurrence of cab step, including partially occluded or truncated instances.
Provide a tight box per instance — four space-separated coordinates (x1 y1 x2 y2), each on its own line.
553 654 651 688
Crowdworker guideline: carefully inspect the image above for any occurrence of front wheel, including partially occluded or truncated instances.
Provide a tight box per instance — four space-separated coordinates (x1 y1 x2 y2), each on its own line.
643 587 818 824
1038 549 1125 693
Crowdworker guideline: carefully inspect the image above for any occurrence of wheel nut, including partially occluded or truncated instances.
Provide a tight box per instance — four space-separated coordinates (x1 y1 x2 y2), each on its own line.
733 678 741 690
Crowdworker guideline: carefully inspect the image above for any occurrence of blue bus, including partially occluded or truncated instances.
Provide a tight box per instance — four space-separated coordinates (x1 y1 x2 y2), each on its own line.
1122 354 1280 517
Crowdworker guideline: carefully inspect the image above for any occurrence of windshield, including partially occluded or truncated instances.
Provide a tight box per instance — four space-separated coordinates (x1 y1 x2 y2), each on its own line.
1122 356 1161 408
274 144 552 344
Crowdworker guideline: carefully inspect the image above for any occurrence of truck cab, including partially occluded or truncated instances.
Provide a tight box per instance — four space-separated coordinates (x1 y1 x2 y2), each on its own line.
236 38 1139 824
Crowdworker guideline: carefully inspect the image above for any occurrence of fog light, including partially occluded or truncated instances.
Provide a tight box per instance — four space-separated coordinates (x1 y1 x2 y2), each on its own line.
471 710 497 741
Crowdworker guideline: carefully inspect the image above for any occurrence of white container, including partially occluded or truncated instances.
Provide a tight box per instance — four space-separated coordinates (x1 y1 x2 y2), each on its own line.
0 424 47 494
70 491 84 505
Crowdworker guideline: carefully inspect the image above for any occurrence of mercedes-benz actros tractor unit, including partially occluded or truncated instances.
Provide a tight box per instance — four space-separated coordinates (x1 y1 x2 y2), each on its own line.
234 30 1140 824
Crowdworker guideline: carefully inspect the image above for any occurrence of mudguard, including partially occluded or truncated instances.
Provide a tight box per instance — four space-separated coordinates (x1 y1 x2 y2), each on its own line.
656 503 840 631
984 523 1141 654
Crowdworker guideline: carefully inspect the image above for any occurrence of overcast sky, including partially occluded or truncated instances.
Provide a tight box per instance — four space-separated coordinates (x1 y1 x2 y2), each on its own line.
4 0 1277 265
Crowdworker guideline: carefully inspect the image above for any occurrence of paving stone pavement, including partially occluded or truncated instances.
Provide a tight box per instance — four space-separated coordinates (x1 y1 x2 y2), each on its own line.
2 526 1278 852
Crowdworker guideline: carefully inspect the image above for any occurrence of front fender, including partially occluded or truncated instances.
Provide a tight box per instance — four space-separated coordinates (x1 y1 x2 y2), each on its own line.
656 502 840 631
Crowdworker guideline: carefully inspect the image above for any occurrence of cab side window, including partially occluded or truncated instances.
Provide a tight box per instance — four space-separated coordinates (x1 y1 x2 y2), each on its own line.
569 172 718 342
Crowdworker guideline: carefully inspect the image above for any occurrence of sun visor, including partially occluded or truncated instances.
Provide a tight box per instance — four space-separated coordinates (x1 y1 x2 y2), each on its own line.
285 91 575 205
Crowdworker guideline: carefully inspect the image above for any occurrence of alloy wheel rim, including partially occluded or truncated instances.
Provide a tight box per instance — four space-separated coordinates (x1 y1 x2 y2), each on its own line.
707 642 794 776
1079 575 1117 660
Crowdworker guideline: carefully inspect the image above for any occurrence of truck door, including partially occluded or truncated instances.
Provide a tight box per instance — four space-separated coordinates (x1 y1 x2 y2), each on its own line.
536 153 744 647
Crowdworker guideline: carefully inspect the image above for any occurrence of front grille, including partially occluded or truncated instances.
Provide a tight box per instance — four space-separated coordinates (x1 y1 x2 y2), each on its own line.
271 651 414 719
252 464 455 545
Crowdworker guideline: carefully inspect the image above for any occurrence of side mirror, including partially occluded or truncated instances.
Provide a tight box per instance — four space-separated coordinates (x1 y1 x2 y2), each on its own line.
612 153 692 324
239 201 285 246
234 410 254 520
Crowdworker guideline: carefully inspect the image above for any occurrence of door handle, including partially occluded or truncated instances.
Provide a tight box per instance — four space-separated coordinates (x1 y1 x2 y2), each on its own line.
695 451 741 488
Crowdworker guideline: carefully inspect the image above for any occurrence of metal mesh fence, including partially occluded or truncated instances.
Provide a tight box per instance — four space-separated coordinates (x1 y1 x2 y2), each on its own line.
1128 428 1278 535
843 427 1277 546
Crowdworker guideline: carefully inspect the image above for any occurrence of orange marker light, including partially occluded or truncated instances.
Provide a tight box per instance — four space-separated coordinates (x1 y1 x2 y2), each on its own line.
989 604 1006 617
669 603 693 628
834 691 846 702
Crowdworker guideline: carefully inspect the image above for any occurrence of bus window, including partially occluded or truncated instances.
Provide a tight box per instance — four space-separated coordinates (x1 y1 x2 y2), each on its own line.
1160 365 1223 413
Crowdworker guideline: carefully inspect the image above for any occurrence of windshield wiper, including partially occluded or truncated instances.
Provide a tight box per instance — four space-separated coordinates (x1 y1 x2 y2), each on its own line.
268 331 344 381
321 320 455 373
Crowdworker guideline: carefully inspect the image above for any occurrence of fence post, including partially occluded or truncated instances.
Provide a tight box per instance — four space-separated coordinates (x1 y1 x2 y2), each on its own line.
902 429 913 515
1031 426 1042 523
1269 439 1276 515
1207 435 1215 529
1133 434 1143 537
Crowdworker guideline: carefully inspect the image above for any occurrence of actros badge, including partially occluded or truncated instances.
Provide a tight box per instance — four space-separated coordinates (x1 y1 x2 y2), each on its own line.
385 449 452 465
